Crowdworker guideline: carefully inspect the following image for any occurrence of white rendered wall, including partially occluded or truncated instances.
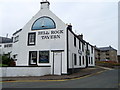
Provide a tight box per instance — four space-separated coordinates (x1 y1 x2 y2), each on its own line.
68 30 86 69
87 44 95 66
1 67 51 77
12 6 67 65
11 4 68 74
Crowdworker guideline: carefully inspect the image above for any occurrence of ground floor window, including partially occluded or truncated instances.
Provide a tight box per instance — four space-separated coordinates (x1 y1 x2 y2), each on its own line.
74 54 77 65
82 56 84 65
91 57 93 64
79 56 81 66
39 51 49 63
89 57 90 64
29 51 37 65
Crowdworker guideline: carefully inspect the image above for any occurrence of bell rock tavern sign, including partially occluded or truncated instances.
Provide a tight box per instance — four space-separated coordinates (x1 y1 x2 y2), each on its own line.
38 30 64 40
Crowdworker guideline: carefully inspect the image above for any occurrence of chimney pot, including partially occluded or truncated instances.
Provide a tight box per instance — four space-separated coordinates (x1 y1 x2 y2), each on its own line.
40 0 50 9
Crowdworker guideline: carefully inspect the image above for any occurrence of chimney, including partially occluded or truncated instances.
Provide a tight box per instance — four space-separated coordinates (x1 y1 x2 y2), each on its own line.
6 33 8 38
40 0 50 9
78 34 83 39
67 24 72 31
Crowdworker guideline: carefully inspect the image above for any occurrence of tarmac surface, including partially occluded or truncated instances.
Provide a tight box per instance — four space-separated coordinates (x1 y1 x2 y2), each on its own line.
1 66 108 81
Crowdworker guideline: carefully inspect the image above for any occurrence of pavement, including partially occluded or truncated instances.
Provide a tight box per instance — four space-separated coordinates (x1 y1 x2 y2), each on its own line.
1 66 109 82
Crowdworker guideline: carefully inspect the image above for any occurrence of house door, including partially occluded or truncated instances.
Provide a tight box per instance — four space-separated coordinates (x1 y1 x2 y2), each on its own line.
53 52 62 75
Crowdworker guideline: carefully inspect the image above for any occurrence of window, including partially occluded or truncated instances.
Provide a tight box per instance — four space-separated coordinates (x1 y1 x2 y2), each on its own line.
79 56 81 66
29 51 37 65
89 57 90 64
74 37 76 47
79 41 81 50
82 43 84 52
74 54 77 65
91 46 93 53
14 35 19 43
32 16 56 30
91 57 93 64
28 32 36 45
106 53 109 55
39 51 49 63
106 57 110 60
0 45 1 47
82 56 84 65
4 44 12 48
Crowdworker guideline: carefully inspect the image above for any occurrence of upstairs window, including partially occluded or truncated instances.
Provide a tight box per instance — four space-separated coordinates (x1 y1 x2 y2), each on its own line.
28 32 36 45
91 46 93 53
79 41 81 50
82 43 84 52
14 35 19 43
74 37 76 47
4 44 12 48
32 16 56 30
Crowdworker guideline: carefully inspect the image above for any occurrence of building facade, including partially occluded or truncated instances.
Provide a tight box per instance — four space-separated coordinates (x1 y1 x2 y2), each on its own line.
95 46 118 62
0 37 13 55
1 1 95 76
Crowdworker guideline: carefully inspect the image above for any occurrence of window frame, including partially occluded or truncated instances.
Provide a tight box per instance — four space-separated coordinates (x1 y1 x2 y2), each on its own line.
79 41 81 50
82 43 84 52
29 51 37 65
82 56 84 65
39 51 49 63
79 56 81 66
28 32 36 46
91 57 93 64
74 37 76 47
31 16 56 30
74 54 77 65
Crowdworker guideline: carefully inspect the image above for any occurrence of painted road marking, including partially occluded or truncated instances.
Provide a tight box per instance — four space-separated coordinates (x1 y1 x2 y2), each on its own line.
64 70 108 81
97 66 114 70
1 70 107 83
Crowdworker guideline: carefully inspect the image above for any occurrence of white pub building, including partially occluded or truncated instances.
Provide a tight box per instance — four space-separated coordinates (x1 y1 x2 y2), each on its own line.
3 1 95 76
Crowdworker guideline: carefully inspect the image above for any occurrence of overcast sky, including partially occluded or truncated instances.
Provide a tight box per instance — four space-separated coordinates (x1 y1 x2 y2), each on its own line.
0 0 119 52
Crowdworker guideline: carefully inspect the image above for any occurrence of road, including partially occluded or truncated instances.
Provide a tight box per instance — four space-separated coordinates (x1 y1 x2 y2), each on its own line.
2 69 119 88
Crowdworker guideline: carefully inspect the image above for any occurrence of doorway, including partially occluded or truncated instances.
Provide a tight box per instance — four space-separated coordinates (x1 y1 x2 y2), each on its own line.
53 52 62 75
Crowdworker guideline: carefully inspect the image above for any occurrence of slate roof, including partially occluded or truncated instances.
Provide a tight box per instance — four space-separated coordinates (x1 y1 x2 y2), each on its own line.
13 29 22 35
0 36 13 43
98 46 117 51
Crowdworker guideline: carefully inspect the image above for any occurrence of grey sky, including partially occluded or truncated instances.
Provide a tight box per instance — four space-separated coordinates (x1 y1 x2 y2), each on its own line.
0 0 118 52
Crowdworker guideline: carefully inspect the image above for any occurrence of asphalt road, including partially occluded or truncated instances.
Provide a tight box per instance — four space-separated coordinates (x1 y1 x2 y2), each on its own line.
2 69 119 88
